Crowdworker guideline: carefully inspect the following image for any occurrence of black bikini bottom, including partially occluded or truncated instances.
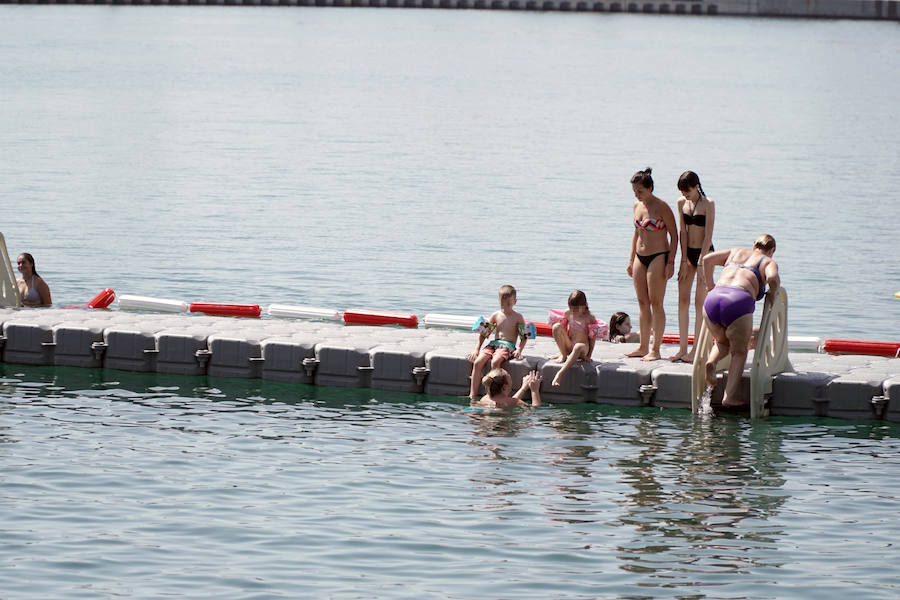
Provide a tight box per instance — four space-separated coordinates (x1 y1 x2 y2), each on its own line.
686 245 714 267
636 251 669 268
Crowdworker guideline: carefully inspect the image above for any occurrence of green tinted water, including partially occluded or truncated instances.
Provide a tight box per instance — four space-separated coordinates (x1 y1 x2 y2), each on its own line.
2 364 898 598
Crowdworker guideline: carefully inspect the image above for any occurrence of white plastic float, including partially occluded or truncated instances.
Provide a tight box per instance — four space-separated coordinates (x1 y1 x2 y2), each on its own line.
268 304 342 321
422 313 478 329
118 294 188 313
786 336 822 352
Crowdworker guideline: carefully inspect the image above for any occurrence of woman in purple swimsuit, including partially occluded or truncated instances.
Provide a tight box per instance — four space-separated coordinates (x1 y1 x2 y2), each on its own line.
699 234 780 406
626 167 678 361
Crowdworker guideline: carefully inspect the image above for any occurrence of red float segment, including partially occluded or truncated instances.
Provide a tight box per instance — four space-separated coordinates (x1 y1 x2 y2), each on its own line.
189 303 262 318
823 339 900 357
343 309 418 328
661 333 695 345
86 288 116 309
530 321 553 337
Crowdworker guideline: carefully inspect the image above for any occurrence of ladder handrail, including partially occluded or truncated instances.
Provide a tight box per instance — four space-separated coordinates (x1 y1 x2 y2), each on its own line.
0 232 22 308
749 287 792 418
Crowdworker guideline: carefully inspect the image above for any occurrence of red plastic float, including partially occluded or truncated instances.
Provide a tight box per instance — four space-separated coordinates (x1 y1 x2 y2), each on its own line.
661 333 695 345
343 309 418 328
530 321 553 337
823 339 900 357
87 288 116 309
189 302 261 318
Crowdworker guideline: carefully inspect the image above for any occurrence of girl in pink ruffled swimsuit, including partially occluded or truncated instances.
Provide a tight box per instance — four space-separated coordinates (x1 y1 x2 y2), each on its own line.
548 290 609 386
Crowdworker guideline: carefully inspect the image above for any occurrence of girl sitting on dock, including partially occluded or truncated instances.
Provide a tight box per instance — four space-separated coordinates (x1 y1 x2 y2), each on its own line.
548 290 608 386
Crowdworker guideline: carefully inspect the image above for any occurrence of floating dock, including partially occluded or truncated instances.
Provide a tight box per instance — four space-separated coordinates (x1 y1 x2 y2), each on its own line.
2 307 898 421
0 0 897 19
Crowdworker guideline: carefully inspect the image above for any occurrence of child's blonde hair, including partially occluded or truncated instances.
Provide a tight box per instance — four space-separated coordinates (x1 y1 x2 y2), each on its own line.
482 368 510 396
499 285 516 301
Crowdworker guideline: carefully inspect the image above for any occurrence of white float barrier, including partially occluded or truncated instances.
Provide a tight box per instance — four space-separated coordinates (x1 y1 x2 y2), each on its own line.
118 294 188 313
422 313 478 329
787 336 822 352
268 304 342 321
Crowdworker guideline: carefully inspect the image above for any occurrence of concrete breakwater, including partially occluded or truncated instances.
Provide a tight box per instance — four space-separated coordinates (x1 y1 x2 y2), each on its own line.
2 307 898 421
0 0 898 19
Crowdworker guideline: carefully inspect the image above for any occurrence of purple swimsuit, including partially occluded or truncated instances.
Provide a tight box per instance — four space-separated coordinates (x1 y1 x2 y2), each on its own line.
703 285 756 328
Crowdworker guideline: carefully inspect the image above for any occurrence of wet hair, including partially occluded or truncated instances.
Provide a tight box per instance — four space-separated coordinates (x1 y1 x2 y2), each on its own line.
499 284 516 301
18 253 39 277
567 289 588 310
608 311 630 342
482 368 510 396
630 167 654 191
753 234 776 253
677 170 706 198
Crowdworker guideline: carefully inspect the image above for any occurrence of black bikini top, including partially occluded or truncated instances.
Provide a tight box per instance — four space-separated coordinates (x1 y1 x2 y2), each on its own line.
683 196 709 227
682 212 706 227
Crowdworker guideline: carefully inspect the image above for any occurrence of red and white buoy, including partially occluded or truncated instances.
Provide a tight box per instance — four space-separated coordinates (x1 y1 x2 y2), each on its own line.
189 302 261 318
343 309 418 328
87 288 116 309
823 339 900 357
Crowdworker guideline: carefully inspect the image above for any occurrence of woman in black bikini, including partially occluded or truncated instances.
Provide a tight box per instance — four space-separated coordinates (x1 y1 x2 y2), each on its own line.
671 171 715 363
626 167 678 361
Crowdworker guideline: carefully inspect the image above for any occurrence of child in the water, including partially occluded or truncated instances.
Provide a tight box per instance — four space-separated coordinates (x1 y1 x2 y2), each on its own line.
472 368 542 409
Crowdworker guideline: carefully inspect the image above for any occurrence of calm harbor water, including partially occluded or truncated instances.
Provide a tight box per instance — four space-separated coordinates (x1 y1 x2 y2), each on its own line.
1 7 899 598
2 363 900 599
0 6 898 340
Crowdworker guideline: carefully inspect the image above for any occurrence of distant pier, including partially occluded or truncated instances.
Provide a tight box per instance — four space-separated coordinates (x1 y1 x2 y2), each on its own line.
1 0 898 20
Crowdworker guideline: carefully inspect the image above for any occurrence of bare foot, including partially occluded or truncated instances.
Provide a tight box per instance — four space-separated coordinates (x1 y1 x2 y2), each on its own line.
704 360 716 386
551 372 563 387
554 355 567 364
640 351 661 362
680 352 695 364
625 347 648 358
722 396 747 407
669 350 686 362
